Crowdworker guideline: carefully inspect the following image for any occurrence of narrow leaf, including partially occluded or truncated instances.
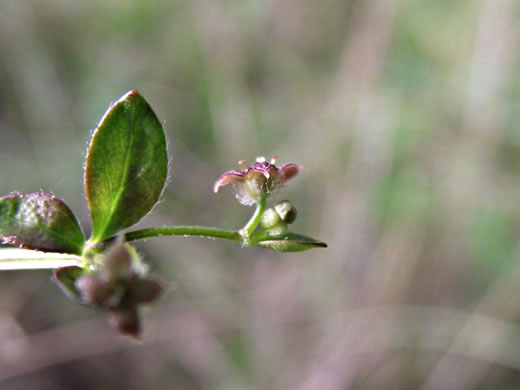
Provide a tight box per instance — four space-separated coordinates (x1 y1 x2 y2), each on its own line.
255 233 328 252
54 266 85 300
85 91 168 243
0 192 85 255
0 248 82 270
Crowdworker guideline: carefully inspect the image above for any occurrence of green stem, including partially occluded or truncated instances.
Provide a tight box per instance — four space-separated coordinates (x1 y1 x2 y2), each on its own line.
239 197 266 242
123 198 266 246
124 226 240 243
97 198 267 248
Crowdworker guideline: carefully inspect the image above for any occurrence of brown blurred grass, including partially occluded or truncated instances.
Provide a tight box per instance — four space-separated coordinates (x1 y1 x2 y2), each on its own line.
1 0 520 389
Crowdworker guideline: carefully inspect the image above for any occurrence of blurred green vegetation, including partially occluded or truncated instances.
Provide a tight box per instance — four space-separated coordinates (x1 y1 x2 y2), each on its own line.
2 0 520 389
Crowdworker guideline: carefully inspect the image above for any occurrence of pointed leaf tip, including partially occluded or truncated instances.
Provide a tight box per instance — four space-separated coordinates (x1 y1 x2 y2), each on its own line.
85 91 168 243
255 232 328 252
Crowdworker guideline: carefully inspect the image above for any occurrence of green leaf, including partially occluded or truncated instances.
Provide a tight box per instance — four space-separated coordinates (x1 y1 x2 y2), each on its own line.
254 232 328 252
0 192 85 255
0 248 82 270
85 91 168 243
54 266 85 300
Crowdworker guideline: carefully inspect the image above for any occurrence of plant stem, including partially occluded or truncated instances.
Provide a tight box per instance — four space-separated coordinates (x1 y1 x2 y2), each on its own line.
0 248 82 270
124 226 240 243
110 198 267 247
239 197 266 242
124 198 266 246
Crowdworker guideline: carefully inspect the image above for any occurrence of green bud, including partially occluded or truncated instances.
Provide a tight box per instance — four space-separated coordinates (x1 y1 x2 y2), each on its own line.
266 223 289 237
260 208 282 229
274 200 297 223
260 207 289 237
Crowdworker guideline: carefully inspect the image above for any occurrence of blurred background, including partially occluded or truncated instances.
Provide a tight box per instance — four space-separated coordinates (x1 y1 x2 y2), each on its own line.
1 0 520 389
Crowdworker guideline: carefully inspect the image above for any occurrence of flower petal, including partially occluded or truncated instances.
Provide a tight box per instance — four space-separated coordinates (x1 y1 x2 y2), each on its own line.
213 171 247 193
278 164 302 183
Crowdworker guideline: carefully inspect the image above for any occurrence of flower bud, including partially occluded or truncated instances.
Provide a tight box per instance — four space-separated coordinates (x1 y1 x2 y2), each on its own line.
260 208 282 229
103 242 133 281
129 277 163 304
75 274 114 305
55 238 163 339
265 224 289 237
274 200 297 224
110 304 141 339
260 207 288 237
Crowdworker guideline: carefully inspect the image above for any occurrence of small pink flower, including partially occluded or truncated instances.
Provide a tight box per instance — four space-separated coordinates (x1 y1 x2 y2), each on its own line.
214 156 301 206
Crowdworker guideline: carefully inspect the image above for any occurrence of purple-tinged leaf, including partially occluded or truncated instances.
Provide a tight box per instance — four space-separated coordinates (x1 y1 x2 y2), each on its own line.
0 192 85 254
